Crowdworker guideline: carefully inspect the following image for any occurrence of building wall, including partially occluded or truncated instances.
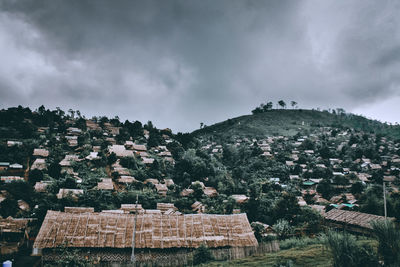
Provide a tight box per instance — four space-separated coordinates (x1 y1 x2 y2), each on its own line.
42 241 279 266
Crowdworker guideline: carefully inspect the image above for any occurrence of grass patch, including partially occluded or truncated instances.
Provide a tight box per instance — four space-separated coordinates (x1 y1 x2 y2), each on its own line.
203 244 332 267
202 238 378 267
279 236 325 250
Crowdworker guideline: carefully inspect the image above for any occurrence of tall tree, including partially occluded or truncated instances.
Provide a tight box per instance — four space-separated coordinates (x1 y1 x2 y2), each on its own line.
278 100 286 109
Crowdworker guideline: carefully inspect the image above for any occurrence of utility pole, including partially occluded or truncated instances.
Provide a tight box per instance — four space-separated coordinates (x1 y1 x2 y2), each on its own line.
130 194 139 263
383 182 387 219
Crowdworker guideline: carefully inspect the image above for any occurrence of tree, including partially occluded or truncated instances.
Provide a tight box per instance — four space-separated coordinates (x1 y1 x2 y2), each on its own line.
0 198 18 217
266 101 273 110
317 179 333 199
278 100 286 109
290 101 297 109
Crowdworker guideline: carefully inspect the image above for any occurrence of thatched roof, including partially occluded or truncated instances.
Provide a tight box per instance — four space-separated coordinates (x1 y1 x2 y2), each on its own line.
0 217 32 233
324 209 395 229
120 204 144 213
31 158 47 170
204 187 218 197
132 144 147 151
56 189 84 199
109 145 134 158
97 178 114 190
117 176 137 184
64 207 95 213
33 210 258 249
33 148 49 157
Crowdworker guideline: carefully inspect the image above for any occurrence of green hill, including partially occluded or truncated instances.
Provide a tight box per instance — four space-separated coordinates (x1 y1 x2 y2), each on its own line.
192 109 400 140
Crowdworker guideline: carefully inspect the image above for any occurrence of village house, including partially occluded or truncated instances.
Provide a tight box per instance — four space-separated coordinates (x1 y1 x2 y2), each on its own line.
0 217 34 255
34 181 51 193
0 176 24 183
0 162 9 171
154 183 168 196
97 178 114 190
33 148 49 157
85 151 99 161
33 210 258 265
7 141 22 147
117 175 137 184
31 158 47 171
231 194 249 204
56 188 84 200
324 209 395 235
109 145 134 158
120 204 144 214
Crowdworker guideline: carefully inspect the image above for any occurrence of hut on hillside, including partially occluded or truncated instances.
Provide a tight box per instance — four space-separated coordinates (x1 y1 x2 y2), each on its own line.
32 210 259 265
324 209 396 235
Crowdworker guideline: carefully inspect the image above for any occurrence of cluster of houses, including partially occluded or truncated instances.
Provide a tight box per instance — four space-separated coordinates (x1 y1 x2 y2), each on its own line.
199 127 400 215
1 115 399 264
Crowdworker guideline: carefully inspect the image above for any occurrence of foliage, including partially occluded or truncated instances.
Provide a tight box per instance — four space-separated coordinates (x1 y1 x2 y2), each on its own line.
279 236 325 250
370 220 400 266
324 231 379 267
273 259 294 267
193 243 214 265
272 219 294 240
44 247 91 267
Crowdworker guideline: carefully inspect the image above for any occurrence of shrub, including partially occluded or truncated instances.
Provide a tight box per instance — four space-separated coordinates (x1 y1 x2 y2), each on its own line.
279 236 324 250
371 220 400 266
272 219 294 240
273 259 294 267
324 231 379 267
193 243 214 265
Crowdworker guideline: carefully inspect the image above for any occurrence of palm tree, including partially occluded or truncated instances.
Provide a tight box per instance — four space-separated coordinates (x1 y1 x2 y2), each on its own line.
290 101 297 109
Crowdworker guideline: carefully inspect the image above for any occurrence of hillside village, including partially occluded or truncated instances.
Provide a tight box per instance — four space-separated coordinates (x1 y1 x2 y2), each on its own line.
0 105 399 265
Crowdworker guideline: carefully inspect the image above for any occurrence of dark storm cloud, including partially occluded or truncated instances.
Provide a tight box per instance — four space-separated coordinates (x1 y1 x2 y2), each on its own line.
0 0 400 131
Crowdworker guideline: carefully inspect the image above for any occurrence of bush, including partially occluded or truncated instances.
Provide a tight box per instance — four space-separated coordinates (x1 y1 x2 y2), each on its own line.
272 219 294 240
324 231 379 267
279 236 324 250
371 220 400 266
273 259 294 267
193 243 214 265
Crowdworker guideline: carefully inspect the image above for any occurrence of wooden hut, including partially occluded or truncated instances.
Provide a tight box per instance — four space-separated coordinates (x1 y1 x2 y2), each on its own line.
324 209 396 235
33 210 258 264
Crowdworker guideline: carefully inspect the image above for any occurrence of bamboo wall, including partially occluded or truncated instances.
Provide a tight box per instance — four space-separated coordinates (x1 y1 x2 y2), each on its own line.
42 241 279 266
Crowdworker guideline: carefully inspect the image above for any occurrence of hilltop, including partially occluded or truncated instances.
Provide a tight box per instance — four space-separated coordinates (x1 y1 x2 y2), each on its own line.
193 109 400 140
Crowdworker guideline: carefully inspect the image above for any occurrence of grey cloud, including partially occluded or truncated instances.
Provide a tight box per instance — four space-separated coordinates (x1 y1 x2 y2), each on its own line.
1 0 400 131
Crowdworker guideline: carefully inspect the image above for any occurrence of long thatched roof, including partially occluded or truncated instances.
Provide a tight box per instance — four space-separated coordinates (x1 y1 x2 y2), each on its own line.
324 209 395 229
33 210 257 249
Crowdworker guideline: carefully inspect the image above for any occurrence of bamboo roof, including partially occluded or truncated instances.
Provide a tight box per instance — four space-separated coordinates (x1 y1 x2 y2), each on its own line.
324 209 395 229
33 210 258 249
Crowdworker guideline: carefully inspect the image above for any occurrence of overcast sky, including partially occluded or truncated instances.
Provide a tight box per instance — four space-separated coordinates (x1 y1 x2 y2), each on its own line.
1 0 399 132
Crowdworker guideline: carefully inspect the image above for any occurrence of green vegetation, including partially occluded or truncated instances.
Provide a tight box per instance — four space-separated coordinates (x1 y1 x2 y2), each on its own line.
370 220 400 266
194 109 400 140
194 244 215 265
203 244 332 267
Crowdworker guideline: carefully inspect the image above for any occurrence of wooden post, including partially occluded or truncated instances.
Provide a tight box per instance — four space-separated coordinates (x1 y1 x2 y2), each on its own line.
383 182 387 219
130 194 139 263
